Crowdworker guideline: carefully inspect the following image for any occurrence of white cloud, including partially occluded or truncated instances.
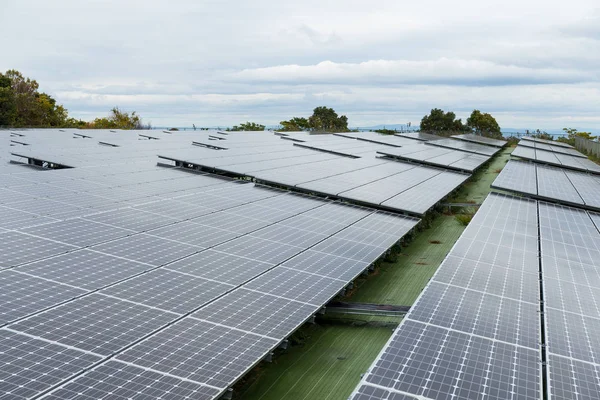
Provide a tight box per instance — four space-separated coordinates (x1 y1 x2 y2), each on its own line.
231 59 595 85
0 0 599 131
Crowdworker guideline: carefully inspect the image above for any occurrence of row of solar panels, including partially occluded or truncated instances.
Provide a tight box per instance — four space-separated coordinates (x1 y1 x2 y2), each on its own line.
158 132 505 215
353 191 600 400
512 144 600 174
352 139 600 399
0 129 505 399
1 129 427 400
493 160 600 212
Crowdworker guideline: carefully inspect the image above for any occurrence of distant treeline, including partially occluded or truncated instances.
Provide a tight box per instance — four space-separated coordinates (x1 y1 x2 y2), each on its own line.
0 69 150 129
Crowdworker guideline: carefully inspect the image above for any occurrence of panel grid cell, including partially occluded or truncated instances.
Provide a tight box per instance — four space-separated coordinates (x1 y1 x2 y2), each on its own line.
9 294 177 356
42 360 221 400
0 329 101 400
116 318 278 389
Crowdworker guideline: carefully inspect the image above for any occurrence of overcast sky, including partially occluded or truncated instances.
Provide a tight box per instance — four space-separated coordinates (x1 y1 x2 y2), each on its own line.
1 0 599 130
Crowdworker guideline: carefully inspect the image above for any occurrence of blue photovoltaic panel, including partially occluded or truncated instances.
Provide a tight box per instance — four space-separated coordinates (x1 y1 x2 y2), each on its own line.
351 193 542 400
1 129 431 399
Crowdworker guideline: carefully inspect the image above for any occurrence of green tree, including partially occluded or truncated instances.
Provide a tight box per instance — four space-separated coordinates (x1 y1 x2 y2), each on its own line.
228 122 265 131
466 110 501 138
0 69 82 128
85 107 149 130
420 108 466 133
307 106 349 132
557 128 596 146
528 129 553 141
278 117 310 131
374 128 398 135
0 73 16 126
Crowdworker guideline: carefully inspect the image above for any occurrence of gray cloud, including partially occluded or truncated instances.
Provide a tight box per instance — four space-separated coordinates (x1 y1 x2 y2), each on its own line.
0 0 599 130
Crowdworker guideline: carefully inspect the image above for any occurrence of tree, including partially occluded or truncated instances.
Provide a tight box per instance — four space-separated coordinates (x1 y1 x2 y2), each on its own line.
279 117 310 132
420 108 466 133
228 122 265 131
466 110 501 138
374 128 398 135
0 69 85 128
279 107 349 132
307 106 349 132
85 107 149 130
0 73 16 126
557 128 596 146
528 129 553 141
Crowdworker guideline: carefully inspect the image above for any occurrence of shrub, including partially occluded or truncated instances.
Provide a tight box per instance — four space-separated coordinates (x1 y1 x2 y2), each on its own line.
455 214 473 226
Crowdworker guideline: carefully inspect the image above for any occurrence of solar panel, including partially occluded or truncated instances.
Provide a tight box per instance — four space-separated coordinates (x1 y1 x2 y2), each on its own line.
0 329 101 399
492 160 600 212
511 143 600 174
511 145 536 160
536 165 584 205
0 270 86 326
249 224 329 247
145 221 240 248
21 218 135 247
433 255 540 304
378 146 489 173
351 193 542 400
352 385 419 400
565 171 600 210
192 288 318 338
381 171 468 214
410 281 540 348
521 136 574 148
311 236 387 263
190 211 272 234
42 361 221 400
280 249 370 281
100 269 234 314
491 160 537 196
425 138 500 156
519 139 587 158
2 129 433 398
212 236 304 264
360 320 540 400
243 267 347 306
0 231 77 270
10 294 176 356
546 355 600 400
15 249 150 290
132 199 215 220
451 133 506 147
397 132 443 142
90 234 202 266
83 208 179 233
116 318 278 389
164 250 274 285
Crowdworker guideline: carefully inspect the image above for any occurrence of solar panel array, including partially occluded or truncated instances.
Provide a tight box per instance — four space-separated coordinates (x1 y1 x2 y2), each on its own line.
518 139 586 158
352 138 600 399
521 136 574 149
333 132 417 147
377 143 490 173
351 193 542 400
451 133 507 148
511 144 600 174
157 132 476 215
424 137 501 156
1 128 425 400
396 132 444 141
494 159 600 212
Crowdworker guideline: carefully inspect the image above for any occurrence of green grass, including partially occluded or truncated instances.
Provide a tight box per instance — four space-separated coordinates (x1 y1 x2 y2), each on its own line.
345 214 464 305
236 322 394 400
240 148 513 400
